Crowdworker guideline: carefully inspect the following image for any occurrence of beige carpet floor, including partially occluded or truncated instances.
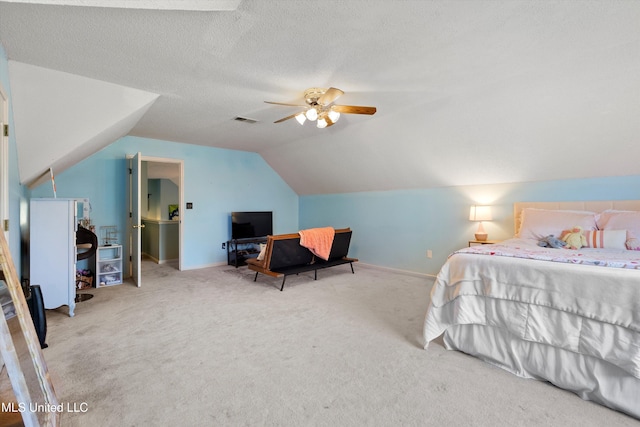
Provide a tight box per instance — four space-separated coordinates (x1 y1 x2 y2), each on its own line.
41 261 638 426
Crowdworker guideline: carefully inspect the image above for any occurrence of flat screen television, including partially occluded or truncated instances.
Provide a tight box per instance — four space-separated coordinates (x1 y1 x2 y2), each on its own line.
231 211 273 240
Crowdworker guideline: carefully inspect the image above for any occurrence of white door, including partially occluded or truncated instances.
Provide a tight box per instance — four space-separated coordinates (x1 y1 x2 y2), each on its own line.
130 152 142 287
0 84 8 240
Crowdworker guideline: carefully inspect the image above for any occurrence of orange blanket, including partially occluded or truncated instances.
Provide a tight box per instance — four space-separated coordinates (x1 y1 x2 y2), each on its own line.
299 227 335 261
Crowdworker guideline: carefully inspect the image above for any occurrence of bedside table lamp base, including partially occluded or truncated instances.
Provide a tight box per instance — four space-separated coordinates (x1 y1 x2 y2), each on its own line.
474 222 488 241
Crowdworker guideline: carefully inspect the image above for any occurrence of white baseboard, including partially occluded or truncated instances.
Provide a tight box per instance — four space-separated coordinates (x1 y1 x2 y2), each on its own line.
181 261 227 270
141 253 178 265
357 262 437 279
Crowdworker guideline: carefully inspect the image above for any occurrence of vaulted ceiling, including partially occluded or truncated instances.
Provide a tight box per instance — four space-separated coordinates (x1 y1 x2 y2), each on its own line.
0 1 639 194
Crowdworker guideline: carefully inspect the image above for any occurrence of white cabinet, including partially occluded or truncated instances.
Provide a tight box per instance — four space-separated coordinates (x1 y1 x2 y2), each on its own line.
30 198 77 317
96 245 123 287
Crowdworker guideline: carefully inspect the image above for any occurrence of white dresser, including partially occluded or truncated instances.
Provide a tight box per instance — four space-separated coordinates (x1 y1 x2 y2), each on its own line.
30 198 77 317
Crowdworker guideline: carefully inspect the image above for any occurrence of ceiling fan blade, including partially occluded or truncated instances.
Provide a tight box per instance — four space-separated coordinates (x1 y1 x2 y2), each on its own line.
274 113 300 123
265 101 306 107
331 105 377 115
318 87 344 106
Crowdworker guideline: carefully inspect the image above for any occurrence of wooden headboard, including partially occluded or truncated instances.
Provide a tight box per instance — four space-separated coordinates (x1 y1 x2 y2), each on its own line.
513 200 640 235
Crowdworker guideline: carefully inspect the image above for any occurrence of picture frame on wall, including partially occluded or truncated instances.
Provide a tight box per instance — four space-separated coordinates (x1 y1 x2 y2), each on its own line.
169 204 179 220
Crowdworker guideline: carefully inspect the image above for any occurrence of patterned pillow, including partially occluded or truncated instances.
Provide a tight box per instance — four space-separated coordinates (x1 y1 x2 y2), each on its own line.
583 230 627 249
626 238 640 251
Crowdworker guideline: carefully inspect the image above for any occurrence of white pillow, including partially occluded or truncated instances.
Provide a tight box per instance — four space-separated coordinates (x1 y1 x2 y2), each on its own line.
596 210 640 250
582 230 627 249
517 208 597 240
256 243 267 261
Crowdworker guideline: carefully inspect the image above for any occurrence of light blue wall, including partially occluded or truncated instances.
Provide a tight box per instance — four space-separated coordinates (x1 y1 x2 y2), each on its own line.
0 44 28 275
300 175 640 275
30 136 299 271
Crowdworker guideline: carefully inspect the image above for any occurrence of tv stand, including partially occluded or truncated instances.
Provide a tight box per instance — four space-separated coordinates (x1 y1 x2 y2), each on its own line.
227 237 267 267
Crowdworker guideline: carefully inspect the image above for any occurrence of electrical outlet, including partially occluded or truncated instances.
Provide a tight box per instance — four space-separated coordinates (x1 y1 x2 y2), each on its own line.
427 249 432 259
222 242 226 250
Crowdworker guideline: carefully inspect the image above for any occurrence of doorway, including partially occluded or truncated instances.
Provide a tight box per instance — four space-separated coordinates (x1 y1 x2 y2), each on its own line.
129 154 184 287
142 160 181 268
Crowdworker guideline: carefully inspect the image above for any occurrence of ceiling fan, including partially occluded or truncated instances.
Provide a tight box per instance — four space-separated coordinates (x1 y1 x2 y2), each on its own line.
265 87 376 128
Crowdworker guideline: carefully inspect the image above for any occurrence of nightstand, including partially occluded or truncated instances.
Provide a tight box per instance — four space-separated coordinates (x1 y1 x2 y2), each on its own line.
468 240 500 247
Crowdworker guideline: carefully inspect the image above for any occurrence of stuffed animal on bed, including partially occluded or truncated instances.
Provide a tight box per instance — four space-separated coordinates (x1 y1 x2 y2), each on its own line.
538 235 566 248
560 226 587 250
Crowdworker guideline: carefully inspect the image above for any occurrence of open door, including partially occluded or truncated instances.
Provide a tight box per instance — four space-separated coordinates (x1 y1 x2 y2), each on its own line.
130 152 143 287
0 84 8 241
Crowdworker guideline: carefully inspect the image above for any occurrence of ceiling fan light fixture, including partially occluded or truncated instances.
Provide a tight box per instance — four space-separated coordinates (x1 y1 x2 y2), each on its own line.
266 87 376 127
295 112 306 125
305 107 318 121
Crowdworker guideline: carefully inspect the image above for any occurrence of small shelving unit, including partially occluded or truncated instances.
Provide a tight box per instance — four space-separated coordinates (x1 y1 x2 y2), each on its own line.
96 245 123 287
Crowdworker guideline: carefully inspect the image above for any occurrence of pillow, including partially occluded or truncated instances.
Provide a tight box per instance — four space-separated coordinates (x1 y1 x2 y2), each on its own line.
582 230 627 249
517 208 597 240
256 243 267 261
626 238 640 251
596 210 640 250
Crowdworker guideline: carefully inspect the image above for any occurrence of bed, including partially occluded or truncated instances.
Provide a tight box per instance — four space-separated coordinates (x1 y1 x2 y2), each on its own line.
423 201 640 419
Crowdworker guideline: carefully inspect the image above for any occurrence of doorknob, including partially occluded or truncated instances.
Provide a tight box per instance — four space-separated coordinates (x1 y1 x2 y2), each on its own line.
132 224 146 229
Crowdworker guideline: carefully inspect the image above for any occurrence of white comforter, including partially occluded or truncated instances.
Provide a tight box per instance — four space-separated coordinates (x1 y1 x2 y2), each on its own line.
424 238 640 381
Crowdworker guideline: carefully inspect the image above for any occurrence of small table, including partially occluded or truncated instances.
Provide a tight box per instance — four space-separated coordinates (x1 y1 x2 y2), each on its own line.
468 240 500 247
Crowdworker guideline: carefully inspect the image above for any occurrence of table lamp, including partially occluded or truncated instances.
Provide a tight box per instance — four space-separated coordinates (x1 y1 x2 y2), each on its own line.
469 205 492 241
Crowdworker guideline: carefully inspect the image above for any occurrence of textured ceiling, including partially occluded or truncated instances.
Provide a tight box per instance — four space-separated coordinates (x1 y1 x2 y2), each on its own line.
0 1 639 194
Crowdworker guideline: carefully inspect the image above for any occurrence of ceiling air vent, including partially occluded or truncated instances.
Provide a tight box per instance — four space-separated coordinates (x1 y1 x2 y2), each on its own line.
234 116 259 124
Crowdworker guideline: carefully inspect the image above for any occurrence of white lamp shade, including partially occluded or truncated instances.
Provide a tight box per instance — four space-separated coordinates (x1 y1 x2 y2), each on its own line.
305 108 318 121
328 110 340 122
469 205 492 222
317 117 328 128
295 112 306 125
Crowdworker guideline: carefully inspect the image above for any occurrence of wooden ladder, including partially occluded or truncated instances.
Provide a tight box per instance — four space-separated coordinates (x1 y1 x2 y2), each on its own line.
0 230 59 427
